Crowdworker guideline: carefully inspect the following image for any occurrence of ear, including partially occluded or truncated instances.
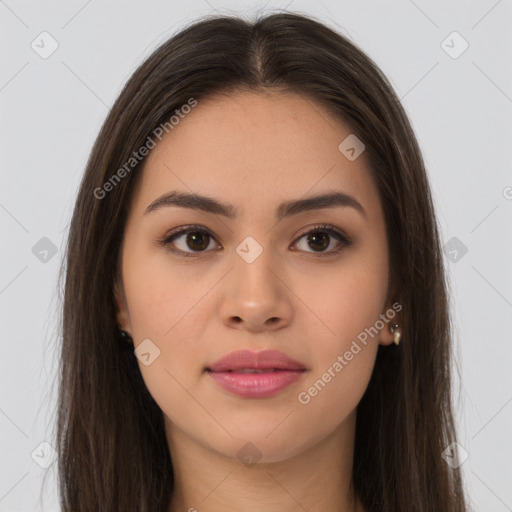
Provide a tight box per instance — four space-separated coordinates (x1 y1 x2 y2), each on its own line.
379 296 403 347
113 278 132 333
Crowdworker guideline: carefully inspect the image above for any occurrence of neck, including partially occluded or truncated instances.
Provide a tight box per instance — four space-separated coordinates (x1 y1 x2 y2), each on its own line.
166 411 362 512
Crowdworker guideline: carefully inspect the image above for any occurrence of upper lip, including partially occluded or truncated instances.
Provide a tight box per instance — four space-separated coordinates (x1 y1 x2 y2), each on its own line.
206 349 307 372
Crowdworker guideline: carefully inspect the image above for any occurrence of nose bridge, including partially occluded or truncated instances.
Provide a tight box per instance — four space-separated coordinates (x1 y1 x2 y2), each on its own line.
219 232 293 331
233 233 279 301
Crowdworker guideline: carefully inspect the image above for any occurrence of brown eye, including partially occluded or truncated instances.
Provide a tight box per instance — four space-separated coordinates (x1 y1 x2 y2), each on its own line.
182 231 211 251
292 225 351 256
159 226 219 257
305 231 330 252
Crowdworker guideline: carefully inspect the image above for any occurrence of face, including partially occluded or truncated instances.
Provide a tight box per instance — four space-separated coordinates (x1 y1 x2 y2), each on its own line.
115 90 399 463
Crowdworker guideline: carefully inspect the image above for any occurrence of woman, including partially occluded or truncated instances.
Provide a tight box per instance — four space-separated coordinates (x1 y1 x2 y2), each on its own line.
57 11 469 512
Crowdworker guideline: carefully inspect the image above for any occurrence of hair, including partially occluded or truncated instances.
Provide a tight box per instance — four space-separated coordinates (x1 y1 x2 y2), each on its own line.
56 11 468 512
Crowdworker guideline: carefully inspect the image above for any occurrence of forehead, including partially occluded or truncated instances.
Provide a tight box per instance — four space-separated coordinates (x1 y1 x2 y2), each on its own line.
131 90 381 221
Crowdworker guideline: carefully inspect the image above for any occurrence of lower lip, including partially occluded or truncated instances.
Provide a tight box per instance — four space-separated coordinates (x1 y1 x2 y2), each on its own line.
206 370 306 398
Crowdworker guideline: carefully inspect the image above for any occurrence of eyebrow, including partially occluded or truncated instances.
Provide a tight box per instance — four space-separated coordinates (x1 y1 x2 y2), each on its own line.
144 190 367 221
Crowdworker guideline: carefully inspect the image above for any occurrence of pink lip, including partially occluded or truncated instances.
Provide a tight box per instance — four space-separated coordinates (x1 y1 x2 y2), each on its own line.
205 349 307 398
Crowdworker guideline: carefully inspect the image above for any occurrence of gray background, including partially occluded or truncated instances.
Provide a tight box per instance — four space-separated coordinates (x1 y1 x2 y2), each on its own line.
1 0 511 510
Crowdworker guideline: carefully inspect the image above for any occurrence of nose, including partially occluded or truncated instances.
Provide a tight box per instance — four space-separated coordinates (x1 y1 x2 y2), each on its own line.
219 248 294 333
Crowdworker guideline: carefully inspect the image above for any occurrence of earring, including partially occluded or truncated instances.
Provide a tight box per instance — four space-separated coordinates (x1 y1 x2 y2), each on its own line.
119 329 133 344
389 324 401 346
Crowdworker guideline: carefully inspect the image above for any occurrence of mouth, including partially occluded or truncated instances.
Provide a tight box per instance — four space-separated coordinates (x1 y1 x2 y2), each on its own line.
205 349 307 398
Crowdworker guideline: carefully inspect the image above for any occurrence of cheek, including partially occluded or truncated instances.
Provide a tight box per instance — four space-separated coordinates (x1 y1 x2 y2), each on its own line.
293 272 384 431
294 251 388 407
122 245 212 341
301 252 389 349
121 252 211 421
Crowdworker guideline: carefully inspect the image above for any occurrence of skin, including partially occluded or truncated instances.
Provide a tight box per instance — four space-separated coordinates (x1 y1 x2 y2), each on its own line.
115 89 402 512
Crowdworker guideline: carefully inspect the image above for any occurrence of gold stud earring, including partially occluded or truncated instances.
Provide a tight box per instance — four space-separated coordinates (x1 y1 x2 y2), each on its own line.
389 324 401 346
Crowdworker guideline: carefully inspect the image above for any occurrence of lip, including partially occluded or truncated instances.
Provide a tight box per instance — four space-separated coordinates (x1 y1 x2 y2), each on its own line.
205 349 307 398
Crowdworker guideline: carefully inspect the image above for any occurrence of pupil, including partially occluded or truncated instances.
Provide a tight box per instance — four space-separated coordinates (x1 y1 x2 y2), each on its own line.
308 232 329 251
187 232 209 251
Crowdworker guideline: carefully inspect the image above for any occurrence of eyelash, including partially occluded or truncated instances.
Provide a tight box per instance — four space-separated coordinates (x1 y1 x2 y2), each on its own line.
157 223 352 259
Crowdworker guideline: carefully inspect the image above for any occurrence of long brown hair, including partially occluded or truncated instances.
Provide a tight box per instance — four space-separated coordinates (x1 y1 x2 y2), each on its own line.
56 11 468 511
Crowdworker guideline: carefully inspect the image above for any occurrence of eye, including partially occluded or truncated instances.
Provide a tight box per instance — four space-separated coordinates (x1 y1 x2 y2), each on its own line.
158 225 220 258
291 224 352 256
